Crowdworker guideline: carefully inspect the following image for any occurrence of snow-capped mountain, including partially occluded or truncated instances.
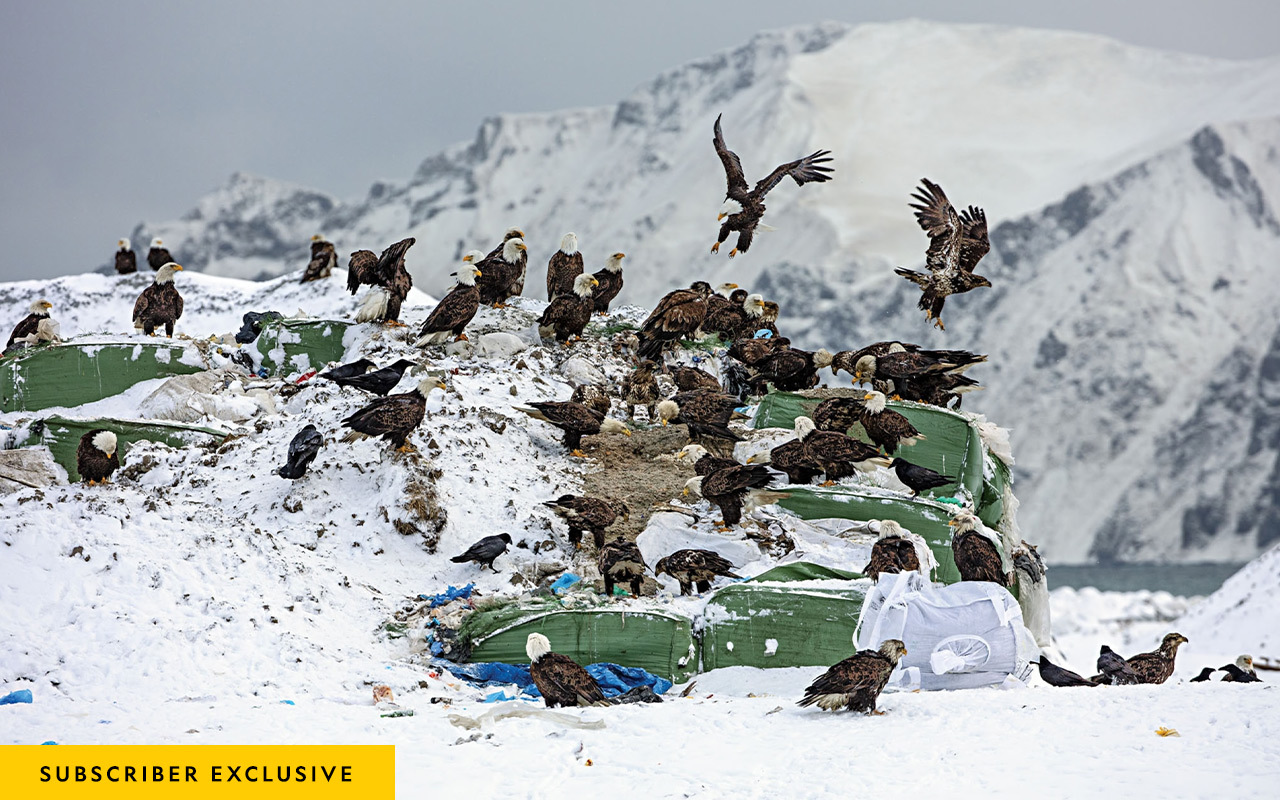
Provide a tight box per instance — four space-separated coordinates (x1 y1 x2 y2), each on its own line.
109 20 1280 563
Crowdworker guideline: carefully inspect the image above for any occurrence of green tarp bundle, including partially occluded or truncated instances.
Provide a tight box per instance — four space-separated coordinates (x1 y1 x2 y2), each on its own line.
24 415 228 481
1 341 205 412
249 320 351 377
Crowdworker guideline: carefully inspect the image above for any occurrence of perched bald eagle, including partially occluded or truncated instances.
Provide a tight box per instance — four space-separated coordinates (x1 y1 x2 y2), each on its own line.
746 438 821 486
727 333 790 367
132 262 184 336
675 443 737 477
146 238 172 271
476 234 528 307
515 401 631 457
621 360 660 420
701 284 747 339
950 513 1013 587
415 252 484 346
637 281 712 361
591 253 626 314
810 396 863 435
670 363 722 394
598 536 647 597
115 238 137 275
657 390 743 443
6 299 56 349
76 429 119 484
858 391 923 454
654 548 742 595
546 232 584 300
526 633 607 708
340 377 445 452
683 463 784 529
863 520 922 582
895 179 991 330
799 639 907 714
794 416 890 483
537 273 597 343
544 494 628 550
569 383 612 418
1116 634 1189 685
849 350 975 396
711 114 833 257
301 235 336 283
348 237 415 324
833 342 986 378
748 347 833 393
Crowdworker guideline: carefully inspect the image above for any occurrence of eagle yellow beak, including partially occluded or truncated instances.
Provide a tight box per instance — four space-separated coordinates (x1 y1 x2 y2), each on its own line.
660 418 668 426
728 283 739 289
717 213 727 221
434 380 448 391
863 393 874 400
616 253 626 259
474 269 483 277
682 486 690 497
517 243 527 251
592 278 599 287
172 264 184 271
622 428 632 437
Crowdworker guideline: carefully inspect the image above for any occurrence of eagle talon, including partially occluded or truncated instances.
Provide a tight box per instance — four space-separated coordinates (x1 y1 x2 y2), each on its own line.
570 449 588 459
384 320 407 328
870 709 887 716
395 443 417 454
820 480 837 487
710 242 721 254
728 248 738 258
454 333 469 342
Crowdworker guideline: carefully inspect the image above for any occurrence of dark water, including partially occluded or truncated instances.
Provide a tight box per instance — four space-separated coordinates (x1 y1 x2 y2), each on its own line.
1050 563 1247 597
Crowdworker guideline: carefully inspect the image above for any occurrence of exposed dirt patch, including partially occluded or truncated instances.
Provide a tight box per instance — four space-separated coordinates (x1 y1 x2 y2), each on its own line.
582 424 696 541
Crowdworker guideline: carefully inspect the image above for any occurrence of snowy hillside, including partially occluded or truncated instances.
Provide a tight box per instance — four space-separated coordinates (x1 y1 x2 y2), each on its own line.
1178 543 1280 659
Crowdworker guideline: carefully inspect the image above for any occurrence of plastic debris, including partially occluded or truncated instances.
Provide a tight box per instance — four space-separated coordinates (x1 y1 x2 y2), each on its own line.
1156 727 1180 737
550 573 581 595
0 689 33 705
753 329 773 339
418 583 476 608
437 660 672 699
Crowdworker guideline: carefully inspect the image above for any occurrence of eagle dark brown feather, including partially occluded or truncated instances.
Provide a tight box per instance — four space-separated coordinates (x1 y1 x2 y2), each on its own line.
530 651 607 708
811 397 864 434
346 250 378 295
654 548 742 595
591 262 625 314
76 429 119 484
598 536 647 597
115 247 137 275
301 240 336 283
799 426 885 482
7 311 47 349
476 236 527 306
727 335 790 367
546 247 584 301
799 640 905 713
700 463 774 527
146 245 172 271
952 529 1012 587
1122 634 1189 685
544 494 626 550
570 384 612 418
340 383 429 449
858 395 922 455
763 438 821 486
517 401 620 452
132 278 183 336
637 282 711 361
418 282 480 341
864 536 921 582
621 361 660 420
537 280 595 342
671 364 723 394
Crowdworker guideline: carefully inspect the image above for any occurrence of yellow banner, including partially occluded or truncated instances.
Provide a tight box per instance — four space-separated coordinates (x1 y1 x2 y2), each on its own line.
3 745 394 798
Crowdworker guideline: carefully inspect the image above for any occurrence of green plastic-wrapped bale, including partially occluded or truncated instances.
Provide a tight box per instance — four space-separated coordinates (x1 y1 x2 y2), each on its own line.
1 340 205 412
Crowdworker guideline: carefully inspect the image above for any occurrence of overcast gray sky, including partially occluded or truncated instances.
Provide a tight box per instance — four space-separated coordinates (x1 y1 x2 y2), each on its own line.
1 0 1276 281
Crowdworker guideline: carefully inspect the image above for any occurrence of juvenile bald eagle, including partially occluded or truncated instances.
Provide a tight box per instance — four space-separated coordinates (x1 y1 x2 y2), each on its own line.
348 237 415 323
591 253 626 314
415 252 484 346
76 429 119 484
711 114 833 257
670 363 722 394
895 179 991 330
863 520 922 582
547 232 584 300
794 416 890 484
526 633 607 708
950 513 1013 587
340 377 445 452
746 438 821 486
516 401 631 457
1119 634 1189 685
544 494 628 550
451 533 512 572
132 262 184 336
537 273 597 343
637 281 712 361
657 390 744 443
146 238 173 271
654 549 742 595
701 284 747 339
621 360 660 420
683 463 783 529
115 238 137 275
748 347 833 393
727 333 790 367
7 299 56 349
301 235 336 283
598 535 647 597
569 383 612 418
476 234 528 307
799 639 907 714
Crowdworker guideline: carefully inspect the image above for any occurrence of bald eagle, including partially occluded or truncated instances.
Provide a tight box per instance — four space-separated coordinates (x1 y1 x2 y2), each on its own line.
598 536 647 597
6 299 56 349
115 238 137 275
569 383 612 418
301 235 336 283
683 463 785 529
76 429 119 484
546 232 584 300
675 443 738 477
794 416 890 483
810 396 863 435
863 520 922 582
656 390 743 443
515 401 631 457
415 251 484 346
637 281 712 361
701 285 748 339
895 179 991 330
526 633 607 708
950 513 1013 587
537 273 597 343
348 237 415 324
799 639 907 714
621 360 660 420
146 238 173 271
591 253 626 314
543 494 628 550
132 262 184 336
748 347 833 393
711 114 833 257
1117 634 1189 685
727 333 790 367
654 548 742 595
746 438 821 486
858 391 923 454
340 377 445 452
670 364 722 394
476 232 528 307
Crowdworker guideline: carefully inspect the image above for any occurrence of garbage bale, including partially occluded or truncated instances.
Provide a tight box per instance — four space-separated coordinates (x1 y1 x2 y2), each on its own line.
0 447 64 493
234 311 284 344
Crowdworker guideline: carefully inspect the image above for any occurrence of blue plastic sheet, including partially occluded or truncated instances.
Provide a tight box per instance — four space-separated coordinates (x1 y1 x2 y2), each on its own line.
418 583 476 608
550 573 581 595
1 689 33 705
435 659 672 699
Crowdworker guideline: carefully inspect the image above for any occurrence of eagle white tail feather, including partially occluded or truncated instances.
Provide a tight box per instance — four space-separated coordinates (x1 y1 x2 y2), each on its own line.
757 223 777 232
745 489 792 513
341 430 368 444
414 330 450 348
815 693 852 711
356 287 391 323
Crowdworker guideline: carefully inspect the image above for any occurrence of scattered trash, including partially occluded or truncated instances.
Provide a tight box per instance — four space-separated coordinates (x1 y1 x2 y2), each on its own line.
679 682 698 698
765 706 783 716
279 700 295 706
1156 727 1180 737
40 741 57 746
381 709 415 718
372 685 394 704
0 689 33 705
449 704 606 731
234 311 284 344
550 573 581 595
295 369 317 384
436 660 672 699
419 583 476 608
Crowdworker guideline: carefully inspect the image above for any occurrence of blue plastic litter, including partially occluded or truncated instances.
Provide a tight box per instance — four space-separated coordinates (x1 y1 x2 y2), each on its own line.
436 660 672 699
279 700 295 706
0 689 33 705
418 583 475 608
429 640 445 656
753 329 774 339
482 689 518 703
41 741 57 745
549 573 581 595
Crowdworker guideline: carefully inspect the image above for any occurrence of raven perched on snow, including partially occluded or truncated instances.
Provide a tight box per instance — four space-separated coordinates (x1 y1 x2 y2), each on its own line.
278 424 323 480
450 534 513 572
1036 656 1097 688
327 358 416 396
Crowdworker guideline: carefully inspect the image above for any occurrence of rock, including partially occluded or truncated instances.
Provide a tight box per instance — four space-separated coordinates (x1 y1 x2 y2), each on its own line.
0 447 65 493
559 357 605 386
476 332 528 359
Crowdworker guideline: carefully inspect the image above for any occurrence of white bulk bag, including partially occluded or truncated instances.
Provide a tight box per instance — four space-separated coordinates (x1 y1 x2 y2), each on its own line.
855 572 1037 690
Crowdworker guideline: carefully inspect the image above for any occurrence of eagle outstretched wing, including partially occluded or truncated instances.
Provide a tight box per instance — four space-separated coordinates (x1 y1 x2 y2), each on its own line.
958 205 990 274
713 114 750 201
752 149 834 199
909 179 962 274
347 250 378 295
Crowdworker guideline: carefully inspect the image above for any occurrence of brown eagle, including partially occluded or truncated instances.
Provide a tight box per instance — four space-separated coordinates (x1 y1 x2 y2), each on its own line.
711 114 833 257
811 396 863 435
701 284 747 339
654 548 742 595
515 401 631 457
526 633 608 708
348 237 415 324
598 535 647 597
546 232 584 300
7 299 55 349
621 360 660 420
569 383 612 418
799 639 907 714
833 342 986 378
543 494 629 550
858 391 924 454
849 349 977 396
683 463 784 529
727 333 790 367
340 377 445 452
591 253 626 314
1119 633 1189 685
863 520 922 582
114 238 137 275
670 363 723 394
132 262 184 336
146 237 173 271
748 347 833 393
537 273 597 343
746 439 821 486
894 179 991 330
476 233 528 307
415 251 484 346
794 416 890 484
301 234 337 283
637 281 712 361
676 444 738 477
950 513 1013 587
657 390 744 443
76 429 119 484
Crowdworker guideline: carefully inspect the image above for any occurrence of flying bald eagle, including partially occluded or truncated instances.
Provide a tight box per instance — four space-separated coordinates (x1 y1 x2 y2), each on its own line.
654 548 742 595
637 281 712 362
415 251 484 346
115 238 137 275
621 360 660 420
895 179 991 330
794 416 890 484
683 463 785 529
526 633 608 708
799 639 907 714
546 232 584 300
746 438 821 486
591 253 626 314
340 377 445 452
537 273 598 343
863 520 922 582
857 391 924 454
598 535 648 597
348 237 415 324
515 401 631 457
476 234 528 307
711 114 833 257
657 390 744 443
301 235 336 283
544 494 628 550
6 299 56 349
146 238 173 271
950 513 1013 587
76 429 119 484
132 262 184 336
